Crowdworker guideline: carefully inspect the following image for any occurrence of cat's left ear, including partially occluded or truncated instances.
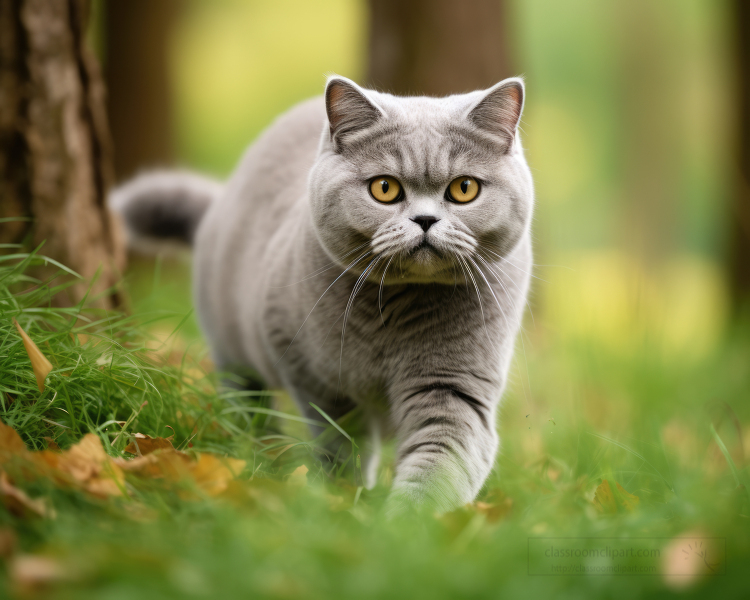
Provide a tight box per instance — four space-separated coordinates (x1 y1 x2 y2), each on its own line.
466 78 525 151
325 76 385 149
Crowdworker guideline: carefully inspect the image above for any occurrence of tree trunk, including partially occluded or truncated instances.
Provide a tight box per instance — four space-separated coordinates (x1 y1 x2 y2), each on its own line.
732 0 750 310
104 0 179 181
366 0 513 96
615 0 681 267
0 0 124 308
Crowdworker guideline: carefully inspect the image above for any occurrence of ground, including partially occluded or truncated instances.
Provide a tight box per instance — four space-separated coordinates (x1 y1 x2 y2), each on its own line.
0 250 748 599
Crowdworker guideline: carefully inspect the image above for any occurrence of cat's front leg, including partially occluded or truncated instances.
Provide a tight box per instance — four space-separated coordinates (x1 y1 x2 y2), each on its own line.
387 386 499 514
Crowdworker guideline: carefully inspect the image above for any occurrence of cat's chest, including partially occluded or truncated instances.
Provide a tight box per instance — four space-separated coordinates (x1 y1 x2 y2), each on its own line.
263 279 490 390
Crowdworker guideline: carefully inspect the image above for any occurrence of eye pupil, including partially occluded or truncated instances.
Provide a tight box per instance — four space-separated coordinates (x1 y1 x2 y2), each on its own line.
381 180 389 194
460 179 469 194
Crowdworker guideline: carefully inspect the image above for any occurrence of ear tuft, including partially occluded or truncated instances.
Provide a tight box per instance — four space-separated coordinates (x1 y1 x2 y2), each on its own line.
467 78 525 150
325 77 383 148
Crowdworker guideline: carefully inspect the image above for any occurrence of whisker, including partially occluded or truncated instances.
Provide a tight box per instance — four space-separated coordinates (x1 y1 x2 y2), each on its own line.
474 254 535 408
458 255 492 347
338 255 382 391
271 241 371 288
378 255 395 326
274 250 372 365
469 255 511 331
476 253 535 326
481 245 550 282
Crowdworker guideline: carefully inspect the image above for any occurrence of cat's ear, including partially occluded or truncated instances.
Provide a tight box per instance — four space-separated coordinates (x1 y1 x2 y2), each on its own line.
466 78 525 151
325 76 384 148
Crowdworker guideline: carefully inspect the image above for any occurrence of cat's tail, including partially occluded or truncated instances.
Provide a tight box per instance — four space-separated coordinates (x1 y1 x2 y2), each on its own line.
109 170 223 252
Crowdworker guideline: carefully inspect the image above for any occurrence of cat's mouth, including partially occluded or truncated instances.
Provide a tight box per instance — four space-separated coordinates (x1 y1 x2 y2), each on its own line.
410 239 441 257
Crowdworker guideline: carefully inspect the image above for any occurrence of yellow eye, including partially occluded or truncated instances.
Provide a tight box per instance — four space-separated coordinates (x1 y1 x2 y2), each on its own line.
447 177 480 203
369 176 402 203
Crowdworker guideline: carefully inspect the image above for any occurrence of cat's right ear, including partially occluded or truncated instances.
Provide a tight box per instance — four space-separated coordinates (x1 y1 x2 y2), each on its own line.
325 76 384 149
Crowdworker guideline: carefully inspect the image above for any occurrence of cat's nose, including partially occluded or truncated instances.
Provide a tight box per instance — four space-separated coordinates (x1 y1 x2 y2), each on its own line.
411 215 439 232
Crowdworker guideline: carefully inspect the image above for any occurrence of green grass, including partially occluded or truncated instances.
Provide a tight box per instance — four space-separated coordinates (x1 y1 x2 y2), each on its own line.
1 249 749 599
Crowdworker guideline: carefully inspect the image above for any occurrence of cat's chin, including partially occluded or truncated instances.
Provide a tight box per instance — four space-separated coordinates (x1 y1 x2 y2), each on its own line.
385 249 459 284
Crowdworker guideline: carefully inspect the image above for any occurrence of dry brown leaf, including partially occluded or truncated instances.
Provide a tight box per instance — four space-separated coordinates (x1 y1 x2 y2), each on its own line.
124 433 175 456
593 479 640 514
475 499 513 523
35 435 125 498
190 454 246 496
0 471 52 518
43 437 60 451
116 449 244 496
10 554 69 593
13 319 53 393
0 527 17 559
0 421 246 503
0 420 28 457
114 449 191 480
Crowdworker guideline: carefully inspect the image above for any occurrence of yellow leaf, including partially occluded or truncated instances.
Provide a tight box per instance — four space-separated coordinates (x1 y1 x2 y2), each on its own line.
124 433 175 456
37 434 125 498
0 471 52 518
593 479 640 514
10 554 70 593
474 498 513 523
287 465 308 487
115 450 245 497
190 454 246 496
0 420 28 457
13 320 53 393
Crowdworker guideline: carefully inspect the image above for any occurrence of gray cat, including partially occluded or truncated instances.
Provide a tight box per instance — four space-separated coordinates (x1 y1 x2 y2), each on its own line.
110 75 534 513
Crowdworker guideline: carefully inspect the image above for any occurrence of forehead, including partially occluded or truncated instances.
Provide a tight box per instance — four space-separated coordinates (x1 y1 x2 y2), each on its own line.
344 95 500 186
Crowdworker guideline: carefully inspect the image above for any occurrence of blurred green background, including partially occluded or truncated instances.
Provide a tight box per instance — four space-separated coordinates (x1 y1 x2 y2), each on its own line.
100 0 742 367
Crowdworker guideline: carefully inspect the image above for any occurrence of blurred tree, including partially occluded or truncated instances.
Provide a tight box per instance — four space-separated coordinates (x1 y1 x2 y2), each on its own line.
733 0 750 308
366 0 513 95
104 0 179 181
0 0 124 308
616 0 682 267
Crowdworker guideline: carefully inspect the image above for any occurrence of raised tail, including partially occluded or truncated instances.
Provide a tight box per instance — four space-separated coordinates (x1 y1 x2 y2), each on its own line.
109 170 223 251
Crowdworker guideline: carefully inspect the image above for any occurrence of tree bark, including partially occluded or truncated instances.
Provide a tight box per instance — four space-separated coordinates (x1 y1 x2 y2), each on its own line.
732 0 750 309
366 0 513 96
0 0 124 308
104 0 179 181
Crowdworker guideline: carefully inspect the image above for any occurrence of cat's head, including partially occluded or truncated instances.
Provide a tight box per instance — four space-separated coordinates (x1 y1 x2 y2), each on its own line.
308 76 533 284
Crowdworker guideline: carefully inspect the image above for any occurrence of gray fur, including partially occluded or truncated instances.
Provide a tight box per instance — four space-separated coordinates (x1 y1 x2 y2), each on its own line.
114 76 534 513
110 170 223 250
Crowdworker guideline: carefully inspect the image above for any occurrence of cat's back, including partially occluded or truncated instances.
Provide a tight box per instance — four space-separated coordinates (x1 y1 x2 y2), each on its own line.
224 96 325 227
197 95 325 261
193 96 326 370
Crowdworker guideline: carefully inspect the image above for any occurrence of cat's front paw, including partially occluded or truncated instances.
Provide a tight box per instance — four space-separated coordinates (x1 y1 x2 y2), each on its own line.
385 472 467 518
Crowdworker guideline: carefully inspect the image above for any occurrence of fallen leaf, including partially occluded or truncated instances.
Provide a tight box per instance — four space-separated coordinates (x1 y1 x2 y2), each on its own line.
0 527 17 559
116 449 244 497
593 479 640 514
36 435 125 498
13 319 53 393
0 472 52 518
287 465 308 487
43 437 60 451
0 420 27 455
475 498 513 523
10 555 69 593
124 433 175 456
0 422 246 504
114 449 191 485
190 454 246 496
